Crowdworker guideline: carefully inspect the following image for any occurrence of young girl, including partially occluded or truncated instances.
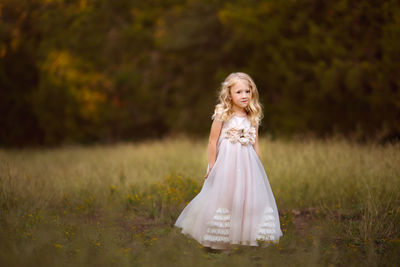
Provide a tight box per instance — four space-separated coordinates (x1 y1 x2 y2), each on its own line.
174 72 282 249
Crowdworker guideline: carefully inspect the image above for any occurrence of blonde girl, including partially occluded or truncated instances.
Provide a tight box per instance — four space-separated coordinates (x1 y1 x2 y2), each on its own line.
175 72 282 249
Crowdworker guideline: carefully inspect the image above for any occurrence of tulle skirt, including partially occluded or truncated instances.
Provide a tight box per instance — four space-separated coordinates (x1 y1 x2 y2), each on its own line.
174 139 282 249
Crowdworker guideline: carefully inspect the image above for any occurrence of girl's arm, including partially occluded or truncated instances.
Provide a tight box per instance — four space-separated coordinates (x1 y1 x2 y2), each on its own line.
204 118 223 178
253 125 260 158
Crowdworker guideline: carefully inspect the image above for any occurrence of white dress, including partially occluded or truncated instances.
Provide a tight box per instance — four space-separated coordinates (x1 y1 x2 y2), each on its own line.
174 115 282 249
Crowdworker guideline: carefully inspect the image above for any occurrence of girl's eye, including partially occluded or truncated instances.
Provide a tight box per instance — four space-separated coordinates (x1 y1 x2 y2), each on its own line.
246 90 250 93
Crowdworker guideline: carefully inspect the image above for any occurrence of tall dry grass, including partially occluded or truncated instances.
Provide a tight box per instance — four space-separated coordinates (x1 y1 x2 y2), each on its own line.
0 137 399 266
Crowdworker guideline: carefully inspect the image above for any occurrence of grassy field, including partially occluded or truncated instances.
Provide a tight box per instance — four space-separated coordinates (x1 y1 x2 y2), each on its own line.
0 137 399 266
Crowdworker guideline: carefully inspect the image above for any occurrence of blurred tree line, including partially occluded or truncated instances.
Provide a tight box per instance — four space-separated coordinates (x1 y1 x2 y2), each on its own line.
0 0 399 146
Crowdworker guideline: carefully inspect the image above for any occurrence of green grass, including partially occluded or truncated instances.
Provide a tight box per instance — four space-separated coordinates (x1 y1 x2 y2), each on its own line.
0 137 399 266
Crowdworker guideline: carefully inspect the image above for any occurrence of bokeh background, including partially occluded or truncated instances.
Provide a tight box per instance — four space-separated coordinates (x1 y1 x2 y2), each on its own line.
1 0 399 147
1 1 400 265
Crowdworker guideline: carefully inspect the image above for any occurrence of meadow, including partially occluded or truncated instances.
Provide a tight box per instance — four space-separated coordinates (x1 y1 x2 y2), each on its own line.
0 137 399 266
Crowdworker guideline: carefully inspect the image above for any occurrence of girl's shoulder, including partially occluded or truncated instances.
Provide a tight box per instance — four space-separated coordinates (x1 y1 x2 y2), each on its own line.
211 108 226 123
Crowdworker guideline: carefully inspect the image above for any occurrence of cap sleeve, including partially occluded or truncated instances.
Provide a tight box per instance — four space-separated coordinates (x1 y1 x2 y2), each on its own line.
212 110 224 122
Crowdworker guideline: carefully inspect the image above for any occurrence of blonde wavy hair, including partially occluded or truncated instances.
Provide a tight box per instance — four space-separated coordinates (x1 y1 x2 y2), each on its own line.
212 72 263 127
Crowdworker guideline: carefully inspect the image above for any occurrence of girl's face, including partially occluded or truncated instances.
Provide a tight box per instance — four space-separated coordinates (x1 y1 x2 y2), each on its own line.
229 79 252 110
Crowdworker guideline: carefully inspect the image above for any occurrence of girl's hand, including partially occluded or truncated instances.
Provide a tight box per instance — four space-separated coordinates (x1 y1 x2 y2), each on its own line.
204 165 213 179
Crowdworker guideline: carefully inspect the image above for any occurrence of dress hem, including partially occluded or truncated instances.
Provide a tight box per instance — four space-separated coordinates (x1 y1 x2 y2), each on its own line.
174 224 281 250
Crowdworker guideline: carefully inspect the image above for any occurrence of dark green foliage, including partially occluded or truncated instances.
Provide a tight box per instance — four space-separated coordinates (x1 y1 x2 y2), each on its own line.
1 0 399 146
